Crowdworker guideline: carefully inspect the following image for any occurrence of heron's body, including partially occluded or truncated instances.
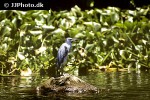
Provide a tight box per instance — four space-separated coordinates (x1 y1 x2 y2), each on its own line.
56 38 73 76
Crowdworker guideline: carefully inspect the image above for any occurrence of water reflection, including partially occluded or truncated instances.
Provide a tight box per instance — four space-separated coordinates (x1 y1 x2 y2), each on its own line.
81 71 150 99
0 71 150 99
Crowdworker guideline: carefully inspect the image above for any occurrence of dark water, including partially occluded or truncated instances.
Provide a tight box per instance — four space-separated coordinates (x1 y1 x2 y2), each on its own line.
0 71 150 100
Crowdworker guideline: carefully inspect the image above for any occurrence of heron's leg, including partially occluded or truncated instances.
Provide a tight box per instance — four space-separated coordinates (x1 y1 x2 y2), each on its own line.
60 67 63 76
56 68 59 77
56 66 60 77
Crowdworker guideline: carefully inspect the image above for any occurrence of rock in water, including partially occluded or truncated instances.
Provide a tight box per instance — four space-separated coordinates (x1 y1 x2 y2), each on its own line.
36 74 99 94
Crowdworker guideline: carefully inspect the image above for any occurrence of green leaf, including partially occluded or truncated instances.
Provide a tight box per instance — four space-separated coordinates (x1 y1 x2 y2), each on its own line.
29 30 42 35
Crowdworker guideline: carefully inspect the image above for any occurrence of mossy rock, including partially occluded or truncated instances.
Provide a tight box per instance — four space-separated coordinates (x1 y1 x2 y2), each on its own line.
36 74 99 94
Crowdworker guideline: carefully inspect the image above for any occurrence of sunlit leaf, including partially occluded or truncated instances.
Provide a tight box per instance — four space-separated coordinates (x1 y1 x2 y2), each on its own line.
101 27 109 32
35 46 47 55
7 57 16 63
142 39 147 45
114 23 127 29
75 33 86 38
85 44 95 51
51 28 65 34
128 10 136 16
18 52 25 60
29 30 42 35
119 50 126 60
112 36 119 43
42 25 55 30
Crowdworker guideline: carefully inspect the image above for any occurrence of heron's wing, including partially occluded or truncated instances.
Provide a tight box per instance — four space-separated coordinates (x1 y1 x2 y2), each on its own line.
57 43 69 67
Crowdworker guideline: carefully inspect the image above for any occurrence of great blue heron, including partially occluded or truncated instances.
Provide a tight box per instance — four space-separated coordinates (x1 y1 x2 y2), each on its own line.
56 37 74 76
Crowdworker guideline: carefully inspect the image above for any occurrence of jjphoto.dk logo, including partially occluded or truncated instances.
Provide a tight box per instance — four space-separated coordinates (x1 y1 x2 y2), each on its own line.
4 2 44 8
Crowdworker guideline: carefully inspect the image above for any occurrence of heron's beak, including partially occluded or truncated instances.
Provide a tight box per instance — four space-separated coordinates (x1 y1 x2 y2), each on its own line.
71 38 78 42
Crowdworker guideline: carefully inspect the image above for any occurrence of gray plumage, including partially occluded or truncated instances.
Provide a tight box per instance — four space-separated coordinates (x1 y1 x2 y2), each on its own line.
56 38 73 76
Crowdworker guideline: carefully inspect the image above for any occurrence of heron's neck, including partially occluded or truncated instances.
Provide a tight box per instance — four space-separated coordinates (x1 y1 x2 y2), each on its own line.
66 40 72 46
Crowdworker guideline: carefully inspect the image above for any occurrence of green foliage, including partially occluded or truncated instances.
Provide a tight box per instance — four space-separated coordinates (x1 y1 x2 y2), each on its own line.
0 6 150 75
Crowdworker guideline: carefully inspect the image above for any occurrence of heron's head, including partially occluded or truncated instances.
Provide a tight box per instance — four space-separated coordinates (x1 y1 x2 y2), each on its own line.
65 37 77 45
66 37 73 43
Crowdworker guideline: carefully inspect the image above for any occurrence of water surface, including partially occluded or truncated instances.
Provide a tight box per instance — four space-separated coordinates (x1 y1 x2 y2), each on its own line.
0 71 150 100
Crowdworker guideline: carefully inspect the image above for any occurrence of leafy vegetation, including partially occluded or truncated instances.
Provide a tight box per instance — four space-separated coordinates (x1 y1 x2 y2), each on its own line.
0 5 150 75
